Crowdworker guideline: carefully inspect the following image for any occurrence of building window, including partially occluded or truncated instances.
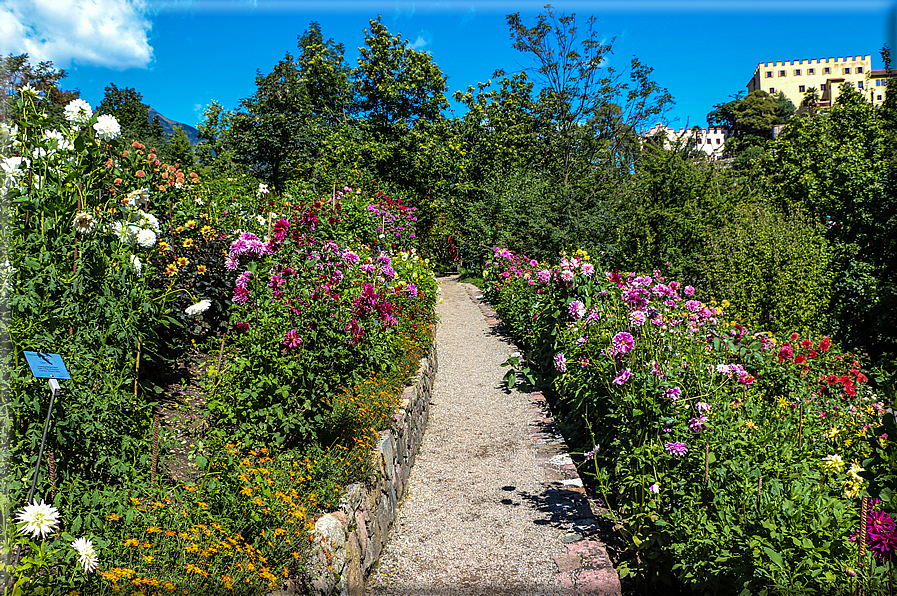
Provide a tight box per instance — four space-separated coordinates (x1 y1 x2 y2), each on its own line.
821 84 826 91
779 70 786 77
858 81 864 89
808 68 815 75
765 71 773 78
877 79 883 86
879 95 884 101
716 139 721 144
824 67 831 74
799 85 806 93
794 69 801 76
857 66 863 73
769 87 775 94
844 68 851 74
697 138 702 144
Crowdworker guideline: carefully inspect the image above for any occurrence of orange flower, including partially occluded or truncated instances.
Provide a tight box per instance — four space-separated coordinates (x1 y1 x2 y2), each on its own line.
124 538 139 547
184 563 208 577
176 257 189 267
135 170 145 178
107 513 122 521
146 526 163 533
196 265 207 274
164 263 178 277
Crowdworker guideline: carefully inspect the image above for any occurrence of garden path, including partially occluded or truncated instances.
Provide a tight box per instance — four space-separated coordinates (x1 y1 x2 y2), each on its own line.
366 276 621 596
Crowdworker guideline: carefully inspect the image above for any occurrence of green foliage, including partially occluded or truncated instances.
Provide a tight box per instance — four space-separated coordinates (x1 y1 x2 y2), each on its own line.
160 125 195 171
707 89 793 160
0 53 79 129
702 201 833 339
98 83 165 148
615 144 730 284
485 249 888 594
767 83 895 362
354 17 448 131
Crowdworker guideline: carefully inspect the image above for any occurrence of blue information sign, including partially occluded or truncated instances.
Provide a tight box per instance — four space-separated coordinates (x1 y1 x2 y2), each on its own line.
24 352 70 380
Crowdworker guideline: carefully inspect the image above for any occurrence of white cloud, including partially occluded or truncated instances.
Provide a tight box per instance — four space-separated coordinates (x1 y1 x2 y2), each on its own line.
409 34 429 50
0 0 154 70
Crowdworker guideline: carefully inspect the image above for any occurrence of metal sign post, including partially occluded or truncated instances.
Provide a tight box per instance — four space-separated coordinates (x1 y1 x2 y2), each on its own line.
23 352 70 505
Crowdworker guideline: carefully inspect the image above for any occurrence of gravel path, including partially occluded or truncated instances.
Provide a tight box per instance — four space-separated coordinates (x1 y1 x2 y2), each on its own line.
366 276 620 596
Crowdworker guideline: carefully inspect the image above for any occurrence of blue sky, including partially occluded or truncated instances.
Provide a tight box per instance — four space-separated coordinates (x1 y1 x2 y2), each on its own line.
2 0 894 131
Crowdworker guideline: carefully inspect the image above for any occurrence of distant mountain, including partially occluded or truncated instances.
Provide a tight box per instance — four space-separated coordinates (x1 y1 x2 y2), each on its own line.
148 107 200 146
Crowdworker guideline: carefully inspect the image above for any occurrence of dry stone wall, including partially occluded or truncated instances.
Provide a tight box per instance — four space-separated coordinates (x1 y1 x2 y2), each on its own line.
302 346 437 596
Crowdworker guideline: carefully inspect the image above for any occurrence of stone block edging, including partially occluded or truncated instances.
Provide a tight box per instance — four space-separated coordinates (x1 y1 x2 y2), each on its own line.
296 346 438 596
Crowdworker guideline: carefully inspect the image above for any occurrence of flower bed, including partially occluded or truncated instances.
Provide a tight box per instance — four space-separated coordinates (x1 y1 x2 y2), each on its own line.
0 90 437 594
483 247 895 594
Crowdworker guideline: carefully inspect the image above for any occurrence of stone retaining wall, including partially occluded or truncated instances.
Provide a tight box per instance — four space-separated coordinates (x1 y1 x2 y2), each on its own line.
302 346 437 596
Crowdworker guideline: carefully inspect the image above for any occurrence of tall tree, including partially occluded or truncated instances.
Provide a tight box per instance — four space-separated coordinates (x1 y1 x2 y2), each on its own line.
507 6 672 186
230 21 353 188
353 17 449 132
768 82 894 360
0 54 79 128
98 83 164 147
161 126 195 170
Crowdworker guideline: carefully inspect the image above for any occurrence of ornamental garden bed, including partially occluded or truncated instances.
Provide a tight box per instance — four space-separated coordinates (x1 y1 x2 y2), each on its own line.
483 247 896 595
0 93 438 595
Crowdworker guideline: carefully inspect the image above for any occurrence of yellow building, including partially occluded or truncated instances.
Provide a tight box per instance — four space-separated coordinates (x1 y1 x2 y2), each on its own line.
747 55 880 109
868 69 892 105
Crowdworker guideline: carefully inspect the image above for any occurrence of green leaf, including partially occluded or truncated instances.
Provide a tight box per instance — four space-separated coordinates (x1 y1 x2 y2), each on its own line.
762 546 784 568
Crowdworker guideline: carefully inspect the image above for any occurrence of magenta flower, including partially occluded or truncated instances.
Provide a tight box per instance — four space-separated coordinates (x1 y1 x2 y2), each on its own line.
612 332 635 355
665 442 688 457
683 285 695 296
560 269 574 283
554 353 567 373
613 368 632 385
867 510 897 562
581 263 595 277
684 300 702 313
282 330 302 351
778 345 794 362
583 445 599 460
537 269 551 284
629 310 646 326
404 283 418 298
688 416 708 432
665 386 681 401
568 300 586 320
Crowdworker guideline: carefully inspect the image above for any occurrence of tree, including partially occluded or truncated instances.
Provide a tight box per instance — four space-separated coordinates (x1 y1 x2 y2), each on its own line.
768 82 894 361
0 54 79 128
354 17 449 132
230 22 353 188
195 101 239 175
801 86 820 115
161 126 195 170
507 5 672 186
708 89 792 166
98 83 164 147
